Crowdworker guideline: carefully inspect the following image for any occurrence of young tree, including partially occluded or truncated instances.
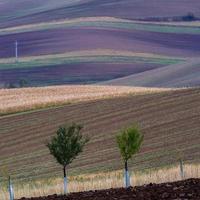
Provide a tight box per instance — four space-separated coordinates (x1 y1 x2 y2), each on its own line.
116 125 143 188
47 123 89 194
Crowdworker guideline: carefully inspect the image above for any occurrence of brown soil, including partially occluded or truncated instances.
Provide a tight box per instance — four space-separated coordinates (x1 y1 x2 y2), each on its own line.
0 88 200 179
17 178 200 200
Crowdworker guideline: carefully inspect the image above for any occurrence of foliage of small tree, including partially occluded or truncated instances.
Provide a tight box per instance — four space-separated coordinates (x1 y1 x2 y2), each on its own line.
116 125 143 187
47 123 89 193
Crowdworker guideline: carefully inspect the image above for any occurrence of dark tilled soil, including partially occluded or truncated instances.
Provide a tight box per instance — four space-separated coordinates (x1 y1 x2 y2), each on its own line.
18 178 200 200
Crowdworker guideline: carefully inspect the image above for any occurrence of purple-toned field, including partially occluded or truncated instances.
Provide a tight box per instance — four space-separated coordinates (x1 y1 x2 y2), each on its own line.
1 27 200 58
1 0 200 28
0 63 162 87
101 58 200 88
1 0 200 88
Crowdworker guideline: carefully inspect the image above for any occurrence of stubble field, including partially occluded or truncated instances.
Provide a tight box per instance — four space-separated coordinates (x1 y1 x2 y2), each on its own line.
0 85 167 115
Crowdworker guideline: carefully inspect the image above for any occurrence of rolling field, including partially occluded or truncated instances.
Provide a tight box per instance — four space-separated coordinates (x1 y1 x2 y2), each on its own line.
2 17 200 36
1 16 200 88
1 1 200 199
1 0 200 28
2 26 200 58
1 1 200 88
0 62 161 87
0 50 181 88
0 87 199 181
0 85 165 115
101 58 200 87
1 14 200 88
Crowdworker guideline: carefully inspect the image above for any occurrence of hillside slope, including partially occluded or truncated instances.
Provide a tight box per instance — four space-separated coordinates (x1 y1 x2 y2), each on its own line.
2 27 200 58
101 58 200 87
0 85 164 115
0 88 199 180
1 1 200 88
1 0 200 28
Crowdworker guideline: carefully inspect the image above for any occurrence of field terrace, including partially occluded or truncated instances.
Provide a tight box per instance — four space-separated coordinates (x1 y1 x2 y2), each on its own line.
0 50 183 88
1 20 200 58
0 15 199 87
0 87 199 182
1 0 200 28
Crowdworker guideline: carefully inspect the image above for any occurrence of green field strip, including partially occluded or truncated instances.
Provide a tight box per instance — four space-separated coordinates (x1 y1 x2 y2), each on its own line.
2 20 200 36
0 100 74 117
75 21 200 35
0 55 183 70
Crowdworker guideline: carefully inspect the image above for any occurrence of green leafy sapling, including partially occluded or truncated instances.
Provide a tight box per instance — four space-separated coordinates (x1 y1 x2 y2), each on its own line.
47 123 89 194
117 125 143 188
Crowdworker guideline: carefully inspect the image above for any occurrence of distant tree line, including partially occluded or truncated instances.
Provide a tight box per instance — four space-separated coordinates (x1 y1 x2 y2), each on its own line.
4 79 29 89
141 12 198 22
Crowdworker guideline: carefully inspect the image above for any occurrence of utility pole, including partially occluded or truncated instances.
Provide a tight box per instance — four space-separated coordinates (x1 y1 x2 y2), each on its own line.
15 40 18 62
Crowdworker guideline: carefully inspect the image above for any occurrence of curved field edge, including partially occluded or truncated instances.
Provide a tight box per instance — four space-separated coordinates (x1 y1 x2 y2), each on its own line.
0 87 199 181
99 58 200 88
1 0 200 28
0 50 183 70
0 85 171 116
2 17 200 36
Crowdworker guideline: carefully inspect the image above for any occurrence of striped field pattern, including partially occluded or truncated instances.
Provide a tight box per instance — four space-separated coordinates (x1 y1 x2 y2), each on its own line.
0 87 199 181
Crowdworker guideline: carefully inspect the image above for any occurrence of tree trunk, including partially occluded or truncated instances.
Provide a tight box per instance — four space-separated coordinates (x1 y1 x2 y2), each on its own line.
124 161 130 188
63 166 67 194
8 176 14 200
